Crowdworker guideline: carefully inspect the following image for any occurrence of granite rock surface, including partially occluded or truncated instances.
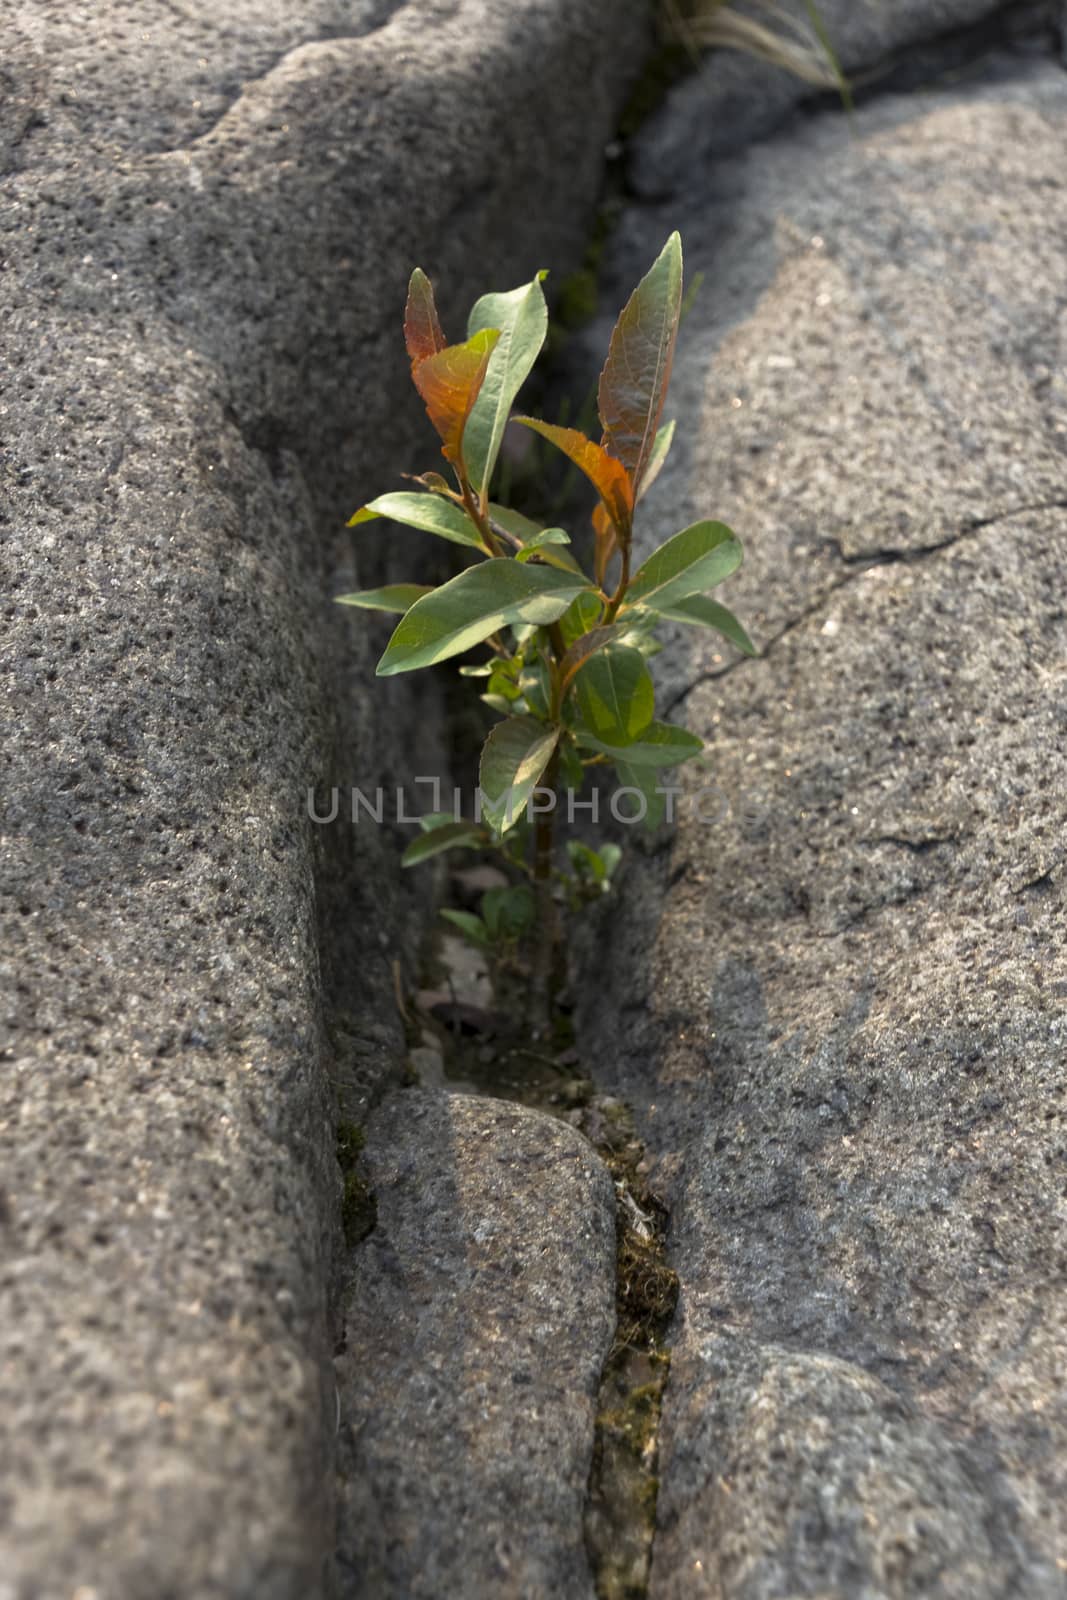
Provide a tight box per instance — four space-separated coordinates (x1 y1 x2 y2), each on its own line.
633 0 1062 194
0 2 649 1594
577 54 1067 1600
335 1091 617 1599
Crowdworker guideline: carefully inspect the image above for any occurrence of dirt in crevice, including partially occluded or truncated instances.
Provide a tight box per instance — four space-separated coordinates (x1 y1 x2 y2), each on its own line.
581 1097 678 1600
402 911 678 1600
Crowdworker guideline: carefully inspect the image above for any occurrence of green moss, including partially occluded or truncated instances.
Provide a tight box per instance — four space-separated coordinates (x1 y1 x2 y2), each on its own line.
586 1149 676 1598
555 267 600 330
336 1120 376 1246
336 1119 365 1168
548 199 620 337
341 1169 376 1246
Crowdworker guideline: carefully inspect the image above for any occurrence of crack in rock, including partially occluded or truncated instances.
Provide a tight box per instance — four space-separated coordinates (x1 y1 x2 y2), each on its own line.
665 497 1067 715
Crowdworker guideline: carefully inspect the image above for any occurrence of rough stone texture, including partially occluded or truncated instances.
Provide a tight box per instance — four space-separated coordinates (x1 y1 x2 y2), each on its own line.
335 1091 616 1599
0 2 649 1595
633 0 1061 195
576 57 1067 1599
2 2 402 162
656 1341 1036 1600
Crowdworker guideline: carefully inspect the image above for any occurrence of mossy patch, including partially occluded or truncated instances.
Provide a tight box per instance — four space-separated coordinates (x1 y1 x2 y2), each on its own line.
584 1157 677 1599
336 1119 376 1246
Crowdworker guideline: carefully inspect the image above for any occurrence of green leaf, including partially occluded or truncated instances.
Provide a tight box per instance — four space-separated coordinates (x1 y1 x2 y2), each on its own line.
558 623 630 694
349 492 485 550
653 593 757 655
568 840 622 888
487 663 523 702
559 736 585 791
412 328 501 466
599 842 623 880
401 821 487 866
335 584 433 614
479 716 559 835
598 232 683 496
559 591 606 646
481 693 514 715
491 506 586 572
567 839 610 885
519 660 551 719
440 909 491 947
488 504 543 542
577 719 702 767
626 521 743 613
613 761 669 829
458 661 494 677
573 645 654 747
514 526 584 576
636 419 675 503
515 527 570 560
377 559 592 676
418 812 461 831
466 273 549 497
613 612 664 657
481 884 535 940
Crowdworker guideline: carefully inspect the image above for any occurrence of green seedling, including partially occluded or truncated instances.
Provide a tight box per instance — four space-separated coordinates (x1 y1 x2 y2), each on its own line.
338 233 754 1026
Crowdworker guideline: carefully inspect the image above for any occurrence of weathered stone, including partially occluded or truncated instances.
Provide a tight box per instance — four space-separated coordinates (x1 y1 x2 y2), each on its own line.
0 2 649 1594
335 1091 616 1599
655 1339 1034 1600
632 0 1061 195
576 57 1067 1598
3 2 401 163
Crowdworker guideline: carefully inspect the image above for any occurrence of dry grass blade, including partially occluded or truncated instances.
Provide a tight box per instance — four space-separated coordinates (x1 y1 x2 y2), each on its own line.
663 0 843 91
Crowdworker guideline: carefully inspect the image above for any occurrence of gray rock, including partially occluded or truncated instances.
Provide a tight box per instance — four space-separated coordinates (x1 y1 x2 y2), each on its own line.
655 1338 1032 1599
576 60 1067 1598
632 0 1060 195
0 2 648 1594
335 1091 616 1599
2 1 401 163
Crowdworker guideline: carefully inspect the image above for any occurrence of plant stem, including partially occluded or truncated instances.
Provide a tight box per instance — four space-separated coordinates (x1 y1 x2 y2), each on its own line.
604 543 631 622
459 473 503 558
528 745 560 1037
487 514 525 552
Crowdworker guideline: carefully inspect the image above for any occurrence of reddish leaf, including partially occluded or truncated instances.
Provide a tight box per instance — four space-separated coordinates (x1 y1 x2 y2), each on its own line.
404 267 446 369
514 418 633 540
558 622 630 694
413 329 501 466
598 232 683 495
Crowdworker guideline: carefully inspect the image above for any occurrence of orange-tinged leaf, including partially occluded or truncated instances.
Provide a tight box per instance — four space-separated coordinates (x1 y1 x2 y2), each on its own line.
598 232 683 495
591 501 618 588
413 329 501 466
514 418 633 540
404 267 446 369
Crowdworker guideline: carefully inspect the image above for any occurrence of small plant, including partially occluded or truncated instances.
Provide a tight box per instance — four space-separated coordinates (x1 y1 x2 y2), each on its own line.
338 233 754 1026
